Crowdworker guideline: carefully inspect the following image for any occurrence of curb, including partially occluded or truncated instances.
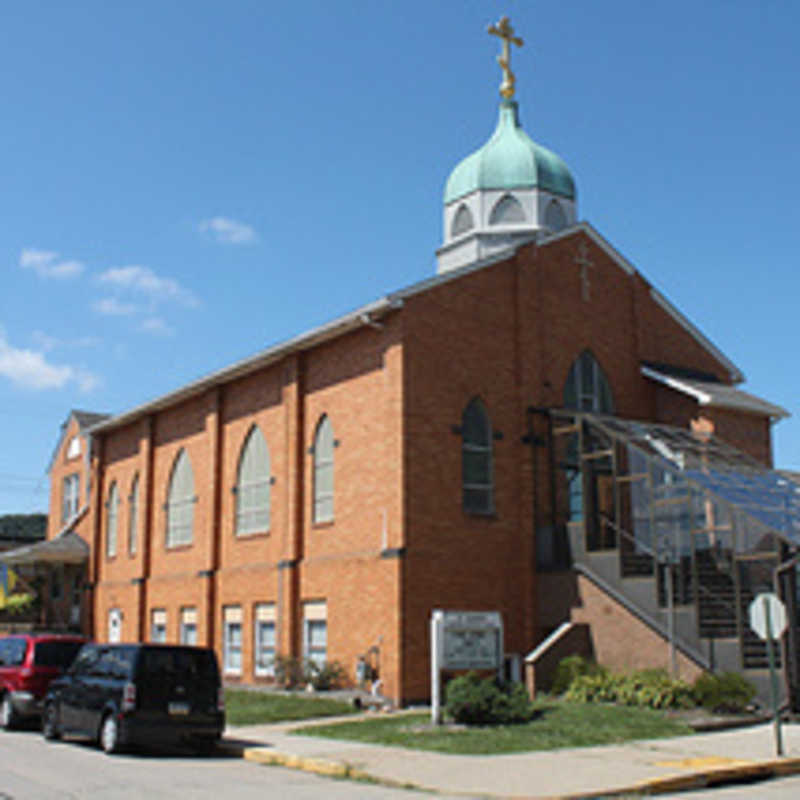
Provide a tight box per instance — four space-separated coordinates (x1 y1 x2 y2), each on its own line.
221 740 800 799
239 747 424 793
551 756 800 800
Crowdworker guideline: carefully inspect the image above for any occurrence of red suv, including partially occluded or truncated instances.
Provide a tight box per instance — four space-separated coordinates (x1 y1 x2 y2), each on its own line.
0 633 86 729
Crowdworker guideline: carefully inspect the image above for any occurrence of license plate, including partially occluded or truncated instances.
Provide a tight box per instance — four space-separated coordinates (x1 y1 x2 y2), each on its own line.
168 702 190 715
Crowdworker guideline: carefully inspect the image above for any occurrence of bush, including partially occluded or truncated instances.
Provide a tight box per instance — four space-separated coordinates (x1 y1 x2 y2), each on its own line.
307 660 346 691
565 668 694 710
551 655 603 695
445 672 535 725
273 655 305 689
693 672 756 713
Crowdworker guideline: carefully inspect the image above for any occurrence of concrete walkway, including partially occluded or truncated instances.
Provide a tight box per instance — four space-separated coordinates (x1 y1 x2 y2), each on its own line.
222 715 800 799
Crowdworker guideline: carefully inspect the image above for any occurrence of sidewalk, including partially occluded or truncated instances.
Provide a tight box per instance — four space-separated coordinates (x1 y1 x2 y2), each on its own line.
222 715 800 799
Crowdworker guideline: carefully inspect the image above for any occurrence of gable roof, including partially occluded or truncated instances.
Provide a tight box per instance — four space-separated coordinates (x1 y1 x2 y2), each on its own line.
47 409 111 474
89 222 745 436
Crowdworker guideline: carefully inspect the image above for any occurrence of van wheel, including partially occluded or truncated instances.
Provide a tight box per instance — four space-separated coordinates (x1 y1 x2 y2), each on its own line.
100 714 121 754
192 735 218 756
42 703 61 741
1 694 18 730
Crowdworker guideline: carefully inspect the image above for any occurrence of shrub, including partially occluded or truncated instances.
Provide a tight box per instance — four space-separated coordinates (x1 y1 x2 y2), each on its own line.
307 660 346 691
551 655 603 695
445 672 535 725
272 654 305 689
565 668 694 710
693 672 756 713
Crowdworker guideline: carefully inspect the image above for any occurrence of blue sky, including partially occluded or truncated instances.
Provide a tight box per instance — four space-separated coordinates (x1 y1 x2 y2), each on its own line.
1 1 798 514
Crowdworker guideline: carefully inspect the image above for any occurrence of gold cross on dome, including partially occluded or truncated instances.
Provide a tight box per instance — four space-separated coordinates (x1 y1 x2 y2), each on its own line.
488 16 524 99
574 241 594 302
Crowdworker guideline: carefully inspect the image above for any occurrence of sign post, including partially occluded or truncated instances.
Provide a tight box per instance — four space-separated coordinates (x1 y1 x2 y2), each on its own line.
748 592 787 757
430 610 503 725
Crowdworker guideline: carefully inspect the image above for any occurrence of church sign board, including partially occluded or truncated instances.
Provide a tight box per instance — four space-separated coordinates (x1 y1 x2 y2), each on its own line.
430 609 503 724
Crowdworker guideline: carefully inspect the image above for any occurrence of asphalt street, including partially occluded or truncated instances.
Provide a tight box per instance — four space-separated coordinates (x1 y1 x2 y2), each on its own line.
0 730 454 800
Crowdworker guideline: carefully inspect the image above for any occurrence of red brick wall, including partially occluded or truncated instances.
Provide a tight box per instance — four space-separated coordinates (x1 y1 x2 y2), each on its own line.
90 316 406 700
398 231 737 700
80 227 768 704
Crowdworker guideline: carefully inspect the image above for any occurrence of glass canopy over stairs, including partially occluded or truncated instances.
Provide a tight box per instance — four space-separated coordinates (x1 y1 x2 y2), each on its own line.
547 411 800 707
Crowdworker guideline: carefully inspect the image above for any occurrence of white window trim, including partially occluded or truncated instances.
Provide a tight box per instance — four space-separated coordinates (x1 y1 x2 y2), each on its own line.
254 604 276 678
223 606 243 675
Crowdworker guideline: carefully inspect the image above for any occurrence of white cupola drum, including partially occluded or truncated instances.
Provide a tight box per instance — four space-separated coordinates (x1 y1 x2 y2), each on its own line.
437 17 578 273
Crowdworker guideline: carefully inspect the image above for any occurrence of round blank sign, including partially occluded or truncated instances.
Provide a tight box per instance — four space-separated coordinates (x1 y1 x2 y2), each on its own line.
749 592 788 641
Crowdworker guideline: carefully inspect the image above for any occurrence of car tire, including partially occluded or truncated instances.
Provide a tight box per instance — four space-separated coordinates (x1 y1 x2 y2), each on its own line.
192 735 218 756
1 694 18 731
100 713 121 754
42 702 61 741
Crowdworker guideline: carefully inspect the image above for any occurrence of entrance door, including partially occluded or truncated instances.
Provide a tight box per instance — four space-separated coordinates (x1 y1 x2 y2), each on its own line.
108 608 122 643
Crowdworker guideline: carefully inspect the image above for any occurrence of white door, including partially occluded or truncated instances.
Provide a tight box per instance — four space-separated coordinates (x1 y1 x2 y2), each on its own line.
108 608 122 643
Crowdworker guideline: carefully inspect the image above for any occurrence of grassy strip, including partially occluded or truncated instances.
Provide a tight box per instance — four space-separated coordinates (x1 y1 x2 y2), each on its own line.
225 689 358 725
293 701 694 755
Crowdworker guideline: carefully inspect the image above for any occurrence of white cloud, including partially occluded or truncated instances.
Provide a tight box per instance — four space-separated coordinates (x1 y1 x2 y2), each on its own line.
92 297 140 316
140 317 173 336
97 265 199 307
199 216 258 245
31 331 100 351
0 330 99 392
19 248 84 279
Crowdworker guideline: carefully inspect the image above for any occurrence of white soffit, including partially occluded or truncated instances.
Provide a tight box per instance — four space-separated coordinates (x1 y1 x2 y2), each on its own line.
641 366 789 420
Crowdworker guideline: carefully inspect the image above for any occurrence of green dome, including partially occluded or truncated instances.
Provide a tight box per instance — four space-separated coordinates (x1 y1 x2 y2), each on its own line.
444 100 576 204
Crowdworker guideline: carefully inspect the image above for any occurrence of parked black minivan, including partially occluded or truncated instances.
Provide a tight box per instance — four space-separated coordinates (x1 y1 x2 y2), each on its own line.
42 643 225 754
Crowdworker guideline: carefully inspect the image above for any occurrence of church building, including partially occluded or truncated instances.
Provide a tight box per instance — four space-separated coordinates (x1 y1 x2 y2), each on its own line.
17 18 800 707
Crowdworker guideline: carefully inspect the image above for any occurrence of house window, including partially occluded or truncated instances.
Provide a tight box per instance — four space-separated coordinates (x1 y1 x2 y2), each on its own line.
489 193 525 224
451 203 474 237
544 198 568 232
128 474 139 556
462 398 494 514
254 603 276 677
223 606 243 675
303 601 327 669
66 435 81 459
312 415 334 524
106 481 119 558
180 607 197 646
150 609 167 643
235 426 271 536
563 350 614 413
62 473 80 523
166 449 195 548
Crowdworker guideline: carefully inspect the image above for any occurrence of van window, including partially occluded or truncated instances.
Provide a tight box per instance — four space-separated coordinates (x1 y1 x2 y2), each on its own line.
96 648 135 680
138 647 218 681
70 646 100 675
2 638 27 666
34 640 84 669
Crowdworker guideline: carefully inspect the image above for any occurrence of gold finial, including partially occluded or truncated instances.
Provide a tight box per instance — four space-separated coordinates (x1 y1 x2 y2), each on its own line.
488 16 524 99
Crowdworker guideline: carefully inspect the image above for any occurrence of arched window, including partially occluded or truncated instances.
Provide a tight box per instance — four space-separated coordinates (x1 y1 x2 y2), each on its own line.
312 415 334 524
544 198 567 232
166 449 195 548
462 398 493 514
563 350 614 413
235 425 271 535
106 482 119 558
489 193 525 225
451 203 474 237
128 474 139 556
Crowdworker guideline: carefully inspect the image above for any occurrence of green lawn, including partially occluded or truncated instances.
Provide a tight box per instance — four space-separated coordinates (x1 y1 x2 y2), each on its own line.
293 701 694 755
224 689 359 726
